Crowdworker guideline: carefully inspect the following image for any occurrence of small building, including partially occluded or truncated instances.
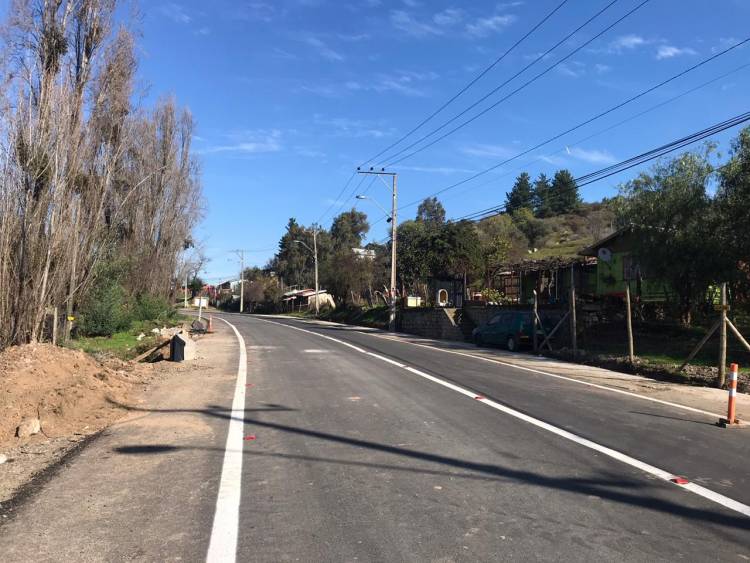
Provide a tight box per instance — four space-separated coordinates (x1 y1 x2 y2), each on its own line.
281 288 336 311
580 228 668 302
494 256 597 305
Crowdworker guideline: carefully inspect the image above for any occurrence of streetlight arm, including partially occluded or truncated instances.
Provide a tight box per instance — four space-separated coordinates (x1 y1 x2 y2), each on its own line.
292 240 314 254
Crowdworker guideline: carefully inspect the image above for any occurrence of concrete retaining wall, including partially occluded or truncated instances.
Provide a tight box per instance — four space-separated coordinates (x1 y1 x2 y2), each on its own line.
399 308 464 341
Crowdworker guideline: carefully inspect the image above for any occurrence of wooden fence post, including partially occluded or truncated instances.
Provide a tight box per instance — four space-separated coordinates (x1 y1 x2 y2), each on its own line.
570 264 577 354
52 307 59 346
533 289 539 354
719 282 728 388
625 283 634 363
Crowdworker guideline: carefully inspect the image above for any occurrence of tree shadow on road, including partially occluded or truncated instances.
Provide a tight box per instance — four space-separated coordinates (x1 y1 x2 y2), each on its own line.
107 398 750 534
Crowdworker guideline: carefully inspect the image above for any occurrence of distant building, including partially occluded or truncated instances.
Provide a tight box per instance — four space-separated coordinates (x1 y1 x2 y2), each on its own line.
352 248 376 260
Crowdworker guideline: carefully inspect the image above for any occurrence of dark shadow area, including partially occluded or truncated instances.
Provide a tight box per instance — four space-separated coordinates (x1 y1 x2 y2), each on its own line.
630 411 716 426
106 398 750 532
116 445 180 454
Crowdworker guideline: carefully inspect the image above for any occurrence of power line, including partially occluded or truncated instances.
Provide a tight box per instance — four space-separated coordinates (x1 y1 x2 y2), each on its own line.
358 0 571 168
455 110 750 222
430 61 750 207
379 0 640 167
317 171 357 224
396 36 750 211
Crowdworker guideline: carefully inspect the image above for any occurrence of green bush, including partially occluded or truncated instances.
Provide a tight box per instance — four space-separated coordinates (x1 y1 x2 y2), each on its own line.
133 293 176 322
78 281 132 337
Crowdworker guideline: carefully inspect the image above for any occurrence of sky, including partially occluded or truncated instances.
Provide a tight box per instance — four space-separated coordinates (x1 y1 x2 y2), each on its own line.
3 0 748 282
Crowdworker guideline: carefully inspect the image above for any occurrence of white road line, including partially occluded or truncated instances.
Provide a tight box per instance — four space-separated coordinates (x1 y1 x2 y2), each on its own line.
255 317 750 519
292 317 721 420
206 318 248 563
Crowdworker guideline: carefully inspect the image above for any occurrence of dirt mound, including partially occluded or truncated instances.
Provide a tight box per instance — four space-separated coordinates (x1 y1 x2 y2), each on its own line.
0 344 152 449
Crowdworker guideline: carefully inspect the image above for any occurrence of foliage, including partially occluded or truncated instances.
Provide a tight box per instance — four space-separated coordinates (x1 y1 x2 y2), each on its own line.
132 294 176 323
481 288 512 305
532 173 553 218
416 197 446 226
505 172 534 214
550 169 580 215
615 147 723 326
78 280 132 337
511 207 549 248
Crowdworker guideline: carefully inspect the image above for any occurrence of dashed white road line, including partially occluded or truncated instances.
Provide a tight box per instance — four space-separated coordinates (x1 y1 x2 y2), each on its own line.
206 317 247 563
289 316 722 420
254 316 750 519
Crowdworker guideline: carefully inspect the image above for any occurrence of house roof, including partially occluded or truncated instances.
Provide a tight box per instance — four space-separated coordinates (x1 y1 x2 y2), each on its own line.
579 227 630 257
500 255 597 273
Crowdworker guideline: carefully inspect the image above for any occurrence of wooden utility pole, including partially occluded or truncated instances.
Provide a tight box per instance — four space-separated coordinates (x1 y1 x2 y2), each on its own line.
64 201 80 342
570 264 577 354
625 282 635 363
52 307 59 346
719 282 728 387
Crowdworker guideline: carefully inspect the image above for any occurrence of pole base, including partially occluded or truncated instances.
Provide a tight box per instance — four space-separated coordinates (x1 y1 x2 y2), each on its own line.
717 417 747 429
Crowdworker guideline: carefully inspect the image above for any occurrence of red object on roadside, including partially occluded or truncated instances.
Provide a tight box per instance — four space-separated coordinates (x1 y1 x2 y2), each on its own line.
244 435 256 441
475 395 485 400
671 476 689 485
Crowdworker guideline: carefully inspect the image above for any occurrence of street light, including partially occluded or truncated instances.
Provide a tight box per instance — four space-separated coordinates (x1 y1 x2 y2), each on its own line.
293 227 319 316
356 195 392 223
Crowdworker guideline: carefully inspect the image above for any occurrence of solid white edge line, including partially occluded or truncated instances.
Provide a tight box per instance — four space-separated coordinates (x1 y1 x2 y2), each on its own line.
255 316 750 519
286 316 722 420
206 318 248 563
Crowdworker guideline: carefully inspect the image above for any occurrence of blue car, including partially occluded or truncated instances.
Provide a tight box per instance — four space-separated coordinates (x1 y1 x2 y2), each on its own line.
472 311 551 351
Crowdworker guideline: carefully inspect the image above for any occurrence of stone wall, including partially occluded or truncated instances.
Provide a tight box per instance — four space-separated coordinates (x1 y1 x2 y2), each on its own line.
399 307 464 341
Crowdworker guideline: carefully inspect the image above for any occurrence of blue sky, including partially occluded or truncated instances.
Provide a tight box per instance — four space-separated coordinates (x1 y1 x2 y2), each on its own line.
3 0 748 281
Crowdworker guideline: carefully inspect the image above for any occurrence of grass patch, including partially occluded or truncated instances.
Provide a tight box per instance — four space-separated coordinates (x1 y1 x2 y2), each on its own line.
284 305 390 330
66 313 188 360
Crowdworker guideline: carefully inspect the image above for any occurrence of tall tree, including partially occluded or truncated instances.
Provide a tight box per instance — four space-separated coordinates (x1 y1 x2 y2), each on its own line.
550 169 581 214
505 172 534 214
416 197 446 226
615 149 722 326
532 173 553 218
330 209 369 250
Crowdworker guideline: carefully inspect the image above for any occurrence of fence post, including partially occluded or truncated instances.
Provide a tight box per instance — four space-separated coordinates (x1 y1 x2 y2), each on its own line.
625 283 634 363
718 282 728 388
52 307 59 346
570 264 577 355
533 289 539 354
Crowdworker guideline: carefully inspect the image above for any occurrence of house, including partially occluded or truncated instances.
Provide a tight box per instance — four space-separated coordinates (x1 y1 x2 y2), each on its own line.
281 288 336 311
494 256 597 305
580 228 668 302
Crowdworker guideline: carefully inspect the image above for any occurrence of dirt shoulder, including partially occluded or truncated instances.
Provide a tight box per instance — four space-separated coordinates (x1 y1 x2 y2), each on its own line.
0 340 199 510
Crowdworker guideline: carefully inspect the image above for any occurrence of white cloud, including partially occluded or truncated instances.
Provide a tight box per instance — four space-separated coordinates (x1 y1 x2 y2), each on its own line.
337 33 371 42
390 10 442 37
711 37 740 53
606 34 647 53
556 61 585 78
565 146 616 165
159 2 192 24
655 45 697 60
304 36 345 61
461 144 516 158
201 131 283 155
496 1 524 9
594 63 611 74
466 14 516 37
313 116 393 138
433 8 464 26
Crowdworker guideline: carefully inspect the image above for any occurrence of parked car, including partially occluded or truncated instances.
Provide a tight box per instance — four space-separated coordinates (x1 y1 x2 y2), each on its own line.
472 310 553 351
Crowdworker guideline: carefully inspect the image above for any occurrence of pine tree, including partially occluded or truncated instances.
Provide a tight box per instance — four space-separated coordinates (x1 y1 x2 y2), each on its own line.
532 173 553 217
505 172 533 214
550 169 580 214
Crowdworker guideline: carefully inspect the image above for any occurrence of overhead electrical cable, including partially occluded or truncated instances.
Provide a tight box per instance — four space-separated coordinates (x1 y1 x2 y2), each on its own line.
317 171 357 224
379 0 638 167
358 0 571 168
394 36 750 211
453 110 750 222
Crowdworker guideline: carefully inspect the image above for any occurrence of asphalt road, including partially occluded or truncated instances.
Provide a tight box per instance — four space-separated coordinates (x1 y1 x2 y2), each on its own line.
225 314 749 562
1 313 748 562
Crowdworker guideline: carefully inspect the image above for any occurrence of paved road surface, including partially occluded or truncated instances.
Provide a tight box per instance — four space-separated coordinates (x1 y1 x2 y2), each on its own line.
1 314 749 562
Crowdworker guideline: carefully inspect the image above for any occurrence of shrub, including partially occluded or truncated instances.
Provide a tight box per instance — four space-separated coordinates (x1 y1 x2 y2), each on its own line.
78 281 132 337
133 293 176 322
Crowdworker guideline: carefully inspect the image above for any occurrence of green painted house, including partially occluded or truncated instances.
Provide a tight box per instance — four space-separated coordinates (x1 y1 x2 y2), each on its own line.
580 228 669 302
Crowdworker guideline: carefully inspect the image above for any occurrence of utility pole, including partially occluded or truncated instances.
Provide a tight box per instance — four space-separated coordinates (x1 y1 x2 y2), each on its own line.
357 167 398 332
234 250 245 313
293 226 320 316
184 272 189 308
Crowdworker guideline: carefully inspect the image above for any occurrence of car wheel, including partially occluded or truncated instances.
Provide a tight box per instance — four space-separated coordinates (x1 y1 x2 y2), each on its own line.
506 336 517 352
